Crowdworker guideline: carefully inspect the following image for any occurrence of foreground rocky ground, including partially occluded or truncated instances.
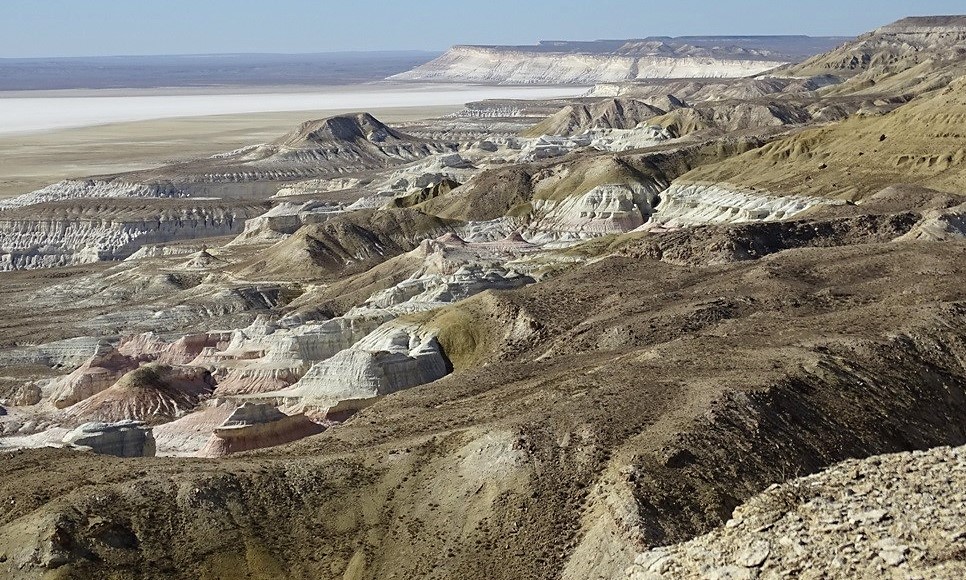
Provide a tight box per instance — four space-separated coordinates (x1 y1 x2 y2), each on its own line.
628 445 966 579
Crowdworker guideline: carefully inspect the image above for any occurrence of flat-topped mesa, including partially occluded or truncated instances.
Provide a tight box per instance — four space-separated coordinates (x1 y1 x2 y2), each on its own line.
875 15 966 34
390 37 847 85
390 45 786 85
198 403 323 456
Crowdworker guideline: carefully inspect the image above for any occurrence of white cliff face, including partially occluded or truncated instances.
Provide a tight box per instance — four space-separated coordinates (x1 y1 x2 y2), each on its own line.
517 125 671 162
275 323 449 409
195 314 391 395
0 204 264 270
230 200 345 244
525 183 664 246
390 46 785 85
0 180 185 210
648 183 827 227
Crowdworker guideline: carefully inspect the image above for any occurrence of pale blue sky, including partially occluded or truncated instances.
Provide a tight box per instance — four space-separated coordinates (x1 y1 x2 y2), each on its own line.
0 0 963 58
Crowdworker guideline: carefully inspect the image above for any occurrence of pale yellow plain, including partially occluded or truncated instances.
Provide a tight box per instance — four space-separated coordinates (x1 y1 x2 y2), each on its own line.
0 105 460 199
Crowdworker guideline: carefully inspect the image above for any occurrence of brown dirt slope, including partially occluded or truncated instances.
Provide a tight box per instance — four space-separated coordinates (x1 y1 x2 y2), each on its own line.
2 217 966 579
237 208 458 282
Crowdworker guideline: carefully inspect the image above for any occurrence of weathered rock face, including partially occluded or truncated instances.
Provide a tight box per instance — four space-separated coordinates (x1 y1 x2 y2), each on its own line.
0 383 42 407
241 113 459 178
197 403 323 457
897 202 966 242
0 337 109 369
391 45 786 85
626 444 966 579
49 350 140 410
193 315 390 396
48 333 226 409
62 420 156 457
231 200 346 244
526 183 660 245
0 200 265 270
276 324 449 410
523 98 670 137
649 183 826 227
783 16 966 96
0 179 183 210
64 364 215 424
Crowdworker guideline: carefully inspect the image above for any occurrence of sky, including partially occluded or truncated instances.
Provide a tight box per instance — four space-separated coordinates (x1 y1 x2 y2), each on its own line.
0 0 963 58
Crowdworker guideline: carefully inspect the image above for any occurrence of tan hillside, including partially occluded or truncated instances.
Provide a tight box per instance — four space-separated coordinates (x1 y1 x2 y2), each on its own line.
678 77 966 200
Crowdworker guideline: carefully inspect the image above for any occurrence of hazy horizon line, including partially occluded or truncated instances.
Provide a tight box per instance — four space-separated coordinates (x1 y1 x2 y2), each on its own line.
0 49 443 61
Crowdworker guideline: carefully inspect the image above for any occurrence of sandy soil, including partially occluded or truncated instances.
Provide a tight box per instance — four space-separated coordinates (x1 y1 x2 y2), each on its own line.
0 82 586 200
0 105 457 199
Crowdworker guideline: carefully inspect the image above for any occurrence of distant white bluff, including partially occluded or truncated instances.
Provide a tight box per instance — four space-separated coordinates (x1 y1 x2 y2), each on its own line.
390 45 785 84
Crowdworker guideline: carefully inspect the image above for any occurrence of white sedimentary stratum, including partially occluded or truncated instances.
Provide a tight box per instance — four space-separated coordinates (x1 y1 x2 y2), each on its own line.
526 184 663 245
648 183 827 227
272 323 450 410
390 46 786 85
0 203 263 270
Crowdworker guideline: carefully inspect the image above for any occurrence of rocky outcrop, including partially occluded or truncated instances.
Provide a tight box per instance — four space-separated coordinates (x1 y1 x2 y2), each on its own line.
151 400 237 456
897 202 966 242
626 444 966 579
231 200 346 244
0 337 108 369
782 16 966 96
274 324 449 410
49 350 141 409
0 384 42 407
62 420 156 457
195 315 388 396
523 98 670 137
391 45 786 85
0 200 265 270
648 183 826 227
240 113 459 177
525 184 660 245
197 403 323 456
49 332 226 409
64 364 215 424
0 179 183 210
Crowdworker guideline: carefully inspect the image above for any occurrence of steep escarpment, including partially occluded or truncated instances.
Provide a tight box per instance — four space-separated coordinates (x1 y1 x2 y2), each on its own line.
781 15 966 95
0 199 267 270
391 45 787 85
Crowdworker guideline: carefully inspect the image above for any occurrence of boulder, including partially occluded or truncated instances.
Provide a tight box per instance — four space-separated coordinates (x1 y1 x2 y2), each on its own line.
62 420 156 457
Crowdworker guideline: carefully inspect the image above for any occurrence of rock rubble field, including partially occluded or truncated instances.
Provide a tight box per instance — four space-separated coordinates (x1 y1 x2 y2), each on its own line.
627 445 966 579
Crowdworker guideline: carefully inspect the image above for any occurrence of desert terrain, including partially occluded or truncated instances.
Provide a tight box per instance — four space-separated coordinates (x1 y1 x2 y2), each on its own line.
0 18 965 580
